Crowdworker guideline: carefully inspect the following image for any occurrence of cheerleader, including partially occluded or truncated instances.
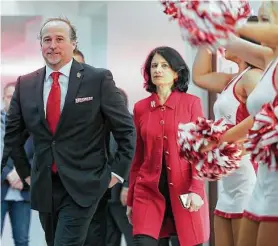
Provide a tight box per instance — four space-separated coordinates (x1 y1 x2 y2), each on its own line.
204 2 278 246
161 1 278 245
192 17 262 246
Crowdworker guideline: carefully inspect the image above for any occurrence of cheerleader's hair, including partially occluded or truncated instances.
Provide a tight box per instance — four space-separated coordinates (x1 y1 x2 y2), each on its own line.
262 1 278 24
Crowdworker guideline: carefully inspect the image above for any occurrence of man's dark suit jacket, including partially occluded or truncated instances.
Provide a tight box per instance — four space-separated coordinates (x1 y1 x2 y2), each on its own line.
1 60 136 213
108 133 129 203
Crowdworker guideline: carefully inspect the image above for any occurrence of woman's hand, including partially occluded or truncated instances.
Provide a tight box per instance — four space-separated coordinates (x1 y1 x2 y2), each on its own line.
199 140 218 153
186 193 204 212
235 138 248 156
200 139 247 156
126 206 133 225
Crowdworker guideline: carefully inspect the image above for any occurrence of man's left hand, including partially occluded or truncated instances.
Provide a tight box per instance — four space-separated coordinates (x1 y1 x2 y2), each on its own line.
25 176 31 186
109 174 120 188
120 187 128 206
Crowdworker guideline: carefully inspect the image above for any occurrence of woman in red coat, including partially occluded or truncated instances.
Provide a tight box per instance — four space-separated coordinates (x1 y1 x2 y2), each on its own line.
126 46 210 246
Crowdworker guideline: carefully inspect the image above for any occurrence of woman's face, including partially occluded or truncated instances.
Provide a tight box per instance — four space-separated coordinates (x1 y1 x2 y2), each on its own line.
150 53 178 88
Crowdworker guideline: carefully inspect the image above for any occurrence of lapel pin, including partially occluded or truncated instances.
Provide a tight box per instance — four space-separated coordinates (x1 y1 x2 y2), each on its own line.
77 72 81 78
151 101 156 108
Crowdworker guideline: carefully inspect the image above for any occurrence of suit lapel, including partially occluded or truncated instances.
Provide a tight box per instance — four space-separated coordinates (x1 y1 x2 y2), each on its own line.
35 67 52 133
55 60 84 135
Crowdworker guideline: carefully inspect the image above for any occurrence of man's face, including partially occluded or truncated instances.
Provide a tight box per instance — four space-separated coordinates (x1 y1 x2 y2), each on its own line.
41 21 76 70
3 85 15 112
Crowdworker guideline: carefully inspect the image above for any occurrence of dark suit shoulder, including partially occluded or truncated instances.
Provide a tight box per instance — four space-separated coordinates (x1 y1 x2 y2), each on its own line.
80 65 113 89
16 67 45 90
20 67 44 82
82 64 111 77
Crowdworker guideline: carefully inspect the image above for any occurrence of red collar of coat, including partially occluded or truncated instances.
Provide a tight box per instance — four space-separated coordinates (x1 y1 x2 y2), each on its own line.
149 91 181 111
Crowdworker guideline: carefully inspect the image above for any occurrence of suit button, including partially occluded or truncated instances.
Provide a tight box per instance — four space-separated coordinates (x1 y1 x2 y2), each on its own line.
163 136 168 140
169 182 174 186
165 151 169 155
167 166 171 170
160 120 165 125
52 141 56 145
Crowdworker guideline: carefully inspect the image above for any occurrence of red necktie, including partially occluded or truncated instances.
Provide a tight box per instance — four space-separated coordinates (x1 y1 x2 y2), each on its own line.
46 72 61 173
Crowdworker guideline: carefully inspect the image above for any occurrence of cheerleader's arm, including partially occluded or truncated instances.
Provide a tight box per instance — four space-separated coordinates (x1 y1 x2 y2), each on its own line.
219 116 254 144
192 48 234 93
274 64 278 90
225 33 274 70
237 23 278 51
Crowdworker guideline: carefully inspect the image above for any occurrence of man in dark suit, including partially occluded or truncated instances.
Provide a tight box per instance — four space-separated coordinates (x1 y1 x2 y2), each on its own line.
1 82 34 246
106 88 133 246
73 49 133 246
1 17 135 246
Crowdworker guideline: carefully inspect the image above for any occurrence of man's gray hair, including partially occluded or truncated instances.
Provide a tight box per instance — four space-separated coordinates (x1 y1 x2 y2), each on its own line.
39 17 77 42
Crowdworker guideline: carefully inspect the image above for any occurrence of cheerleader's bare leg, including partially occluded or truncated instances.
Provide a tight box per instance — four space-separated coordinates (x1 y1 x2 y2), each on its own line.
231 218 242 246
214 215 234 246
256 222 278 246
237 218 259 246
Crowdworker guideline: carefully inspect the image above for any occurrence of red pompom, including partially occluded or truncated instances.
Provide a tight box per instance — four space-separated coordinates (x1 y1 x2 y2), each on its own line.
178 117 242 181
161 0 251 51
245 102 278 171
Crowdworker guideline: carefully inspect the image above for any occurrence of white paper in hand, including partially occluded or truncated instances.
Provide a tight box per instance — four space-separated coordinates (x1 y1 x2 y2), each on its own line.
179 194 189 209
179 193 204 209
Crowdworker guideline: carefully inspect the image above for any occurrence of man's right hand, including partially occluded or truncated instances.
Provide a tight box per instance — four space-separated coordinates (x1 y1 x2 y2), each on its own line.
11 180 24 190
7 169 20 183
7 169 24 190
126 206 132 225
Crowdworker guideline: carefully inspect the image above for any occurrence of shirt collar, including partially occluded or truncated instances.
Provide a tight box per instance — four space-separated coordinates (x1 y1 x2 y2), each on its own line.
45 59 73 81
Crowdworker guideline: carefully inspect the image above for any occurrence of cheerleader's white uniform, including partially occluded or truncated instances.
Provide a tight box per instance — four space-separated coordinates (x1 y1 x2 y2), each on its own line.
213 67 257 218
244 58 278 221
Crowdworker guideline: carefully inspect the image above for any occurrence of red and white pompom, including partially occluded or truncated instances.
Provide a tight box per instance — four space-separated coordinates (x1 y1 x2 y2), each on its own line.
178 117 242 181
161 0 251 51
245 102 278 171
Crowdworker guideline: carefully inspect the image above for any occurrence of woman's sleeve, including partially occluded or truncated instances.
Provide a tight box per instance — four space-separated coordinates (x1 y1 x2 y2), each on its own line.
188 98 206 197
127 105 145 207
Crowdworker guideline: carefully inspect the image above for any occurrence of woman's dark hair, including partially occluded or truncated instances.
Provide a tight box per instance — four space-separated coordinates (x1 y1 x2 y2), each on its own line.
240 16 260 69
143 46 190 93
